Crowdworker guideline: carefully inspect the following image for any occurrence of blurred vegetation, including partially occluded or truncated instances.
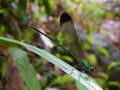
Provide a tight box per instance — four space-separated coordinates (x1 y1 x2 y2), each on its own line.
0 0 120 90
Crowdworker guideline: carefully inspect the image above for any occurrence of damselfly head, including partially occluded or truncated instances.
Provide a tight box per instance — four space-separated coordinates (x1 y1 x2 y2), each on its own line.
87 66 94 75
91 66 94 72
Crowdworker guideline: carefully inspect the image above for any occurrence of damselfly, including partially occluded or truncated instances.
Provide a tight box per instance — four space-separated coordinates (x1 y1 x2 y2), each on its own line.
29 12 94 75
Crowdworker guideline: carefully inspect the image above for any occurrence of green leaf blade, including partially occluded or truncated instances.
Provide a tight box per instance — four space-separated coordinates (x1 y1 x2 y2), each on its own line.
8 47 41 90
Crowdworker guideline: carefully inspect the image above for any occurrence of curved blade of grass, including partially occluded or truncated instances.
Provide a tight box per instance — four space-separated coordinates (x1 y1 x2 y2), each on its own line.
0 37 103 90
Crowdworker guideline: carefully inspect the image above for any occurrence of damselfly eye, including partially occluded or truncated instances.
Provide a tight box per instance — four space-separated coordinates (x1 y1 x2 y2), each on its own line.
91 66 94 72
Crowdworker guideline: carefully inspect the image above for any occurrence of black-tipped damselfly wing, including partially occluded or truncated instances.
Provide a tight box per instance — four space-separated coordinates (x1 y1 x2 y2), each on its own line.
60 12 94 74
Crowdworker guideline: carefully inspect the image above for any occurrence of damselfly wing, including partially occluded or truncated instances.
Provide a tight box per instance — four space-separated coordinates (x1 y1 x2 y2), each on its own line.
60 12 85 59
60 12 94 74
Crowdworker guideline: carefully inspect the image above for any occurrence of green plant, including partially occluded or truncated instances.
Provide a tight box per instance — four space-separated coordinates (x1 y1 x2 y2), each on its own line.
0 37 102 90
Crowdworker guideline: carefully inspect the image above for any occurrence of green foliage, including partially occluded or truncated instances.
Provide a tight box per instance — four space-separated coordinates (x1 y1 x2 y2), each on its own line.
0 56 7 79
42 0 51 16
55 53 73 63
87 54 97 66
0 8 9 14
97 72 112 90
56 32 63 46
17 5 28 24
8 47 41 90
98 61 120 90
50 75 74 87
108 62 118 71
78 0 106 20
86 35 94 44
61 55 73 63
19 0 27 8
108 81 120 87
0 24 7 37
97 47 110 58
107 61 120 75
81 43 90 50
